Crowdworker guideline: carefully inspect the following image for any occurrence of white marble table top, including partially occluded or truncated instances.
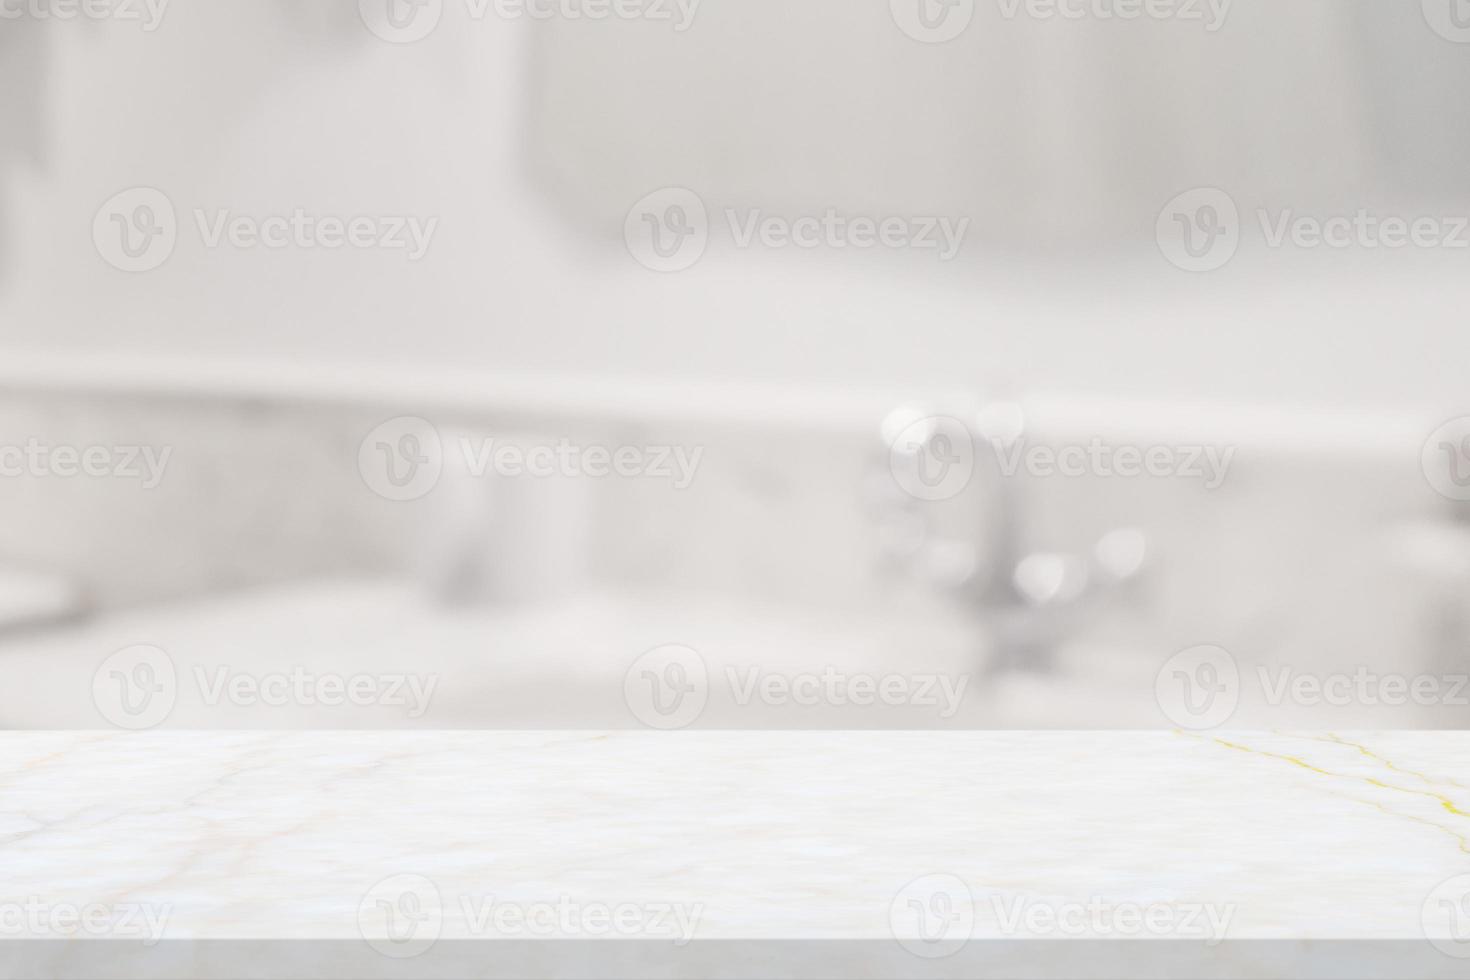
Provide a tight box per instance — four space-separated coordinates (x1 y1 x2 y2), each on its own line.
2 730 1469 977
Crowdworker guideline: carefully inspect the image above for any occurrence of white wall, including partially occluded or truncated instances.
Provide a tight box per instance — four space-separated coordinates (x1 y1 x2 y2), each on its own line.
2 1 1469 415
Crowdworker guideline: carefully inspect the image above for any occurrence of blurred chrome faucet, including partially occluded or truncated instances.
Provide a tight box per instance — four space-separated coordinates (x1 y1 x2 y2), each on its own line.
872 401 1147 673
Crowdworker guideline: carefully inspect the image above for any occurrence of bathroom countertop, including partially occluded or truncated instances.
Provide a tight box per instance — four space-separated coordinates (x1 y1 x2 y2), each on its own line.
0 581 1171 730
0 349 1436 451
3 730 1469 977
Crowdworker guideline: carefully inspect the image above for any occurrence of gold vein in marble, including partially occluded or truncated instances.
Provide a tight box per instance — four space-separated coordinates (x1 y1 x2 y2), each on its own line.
1190 732 1470 855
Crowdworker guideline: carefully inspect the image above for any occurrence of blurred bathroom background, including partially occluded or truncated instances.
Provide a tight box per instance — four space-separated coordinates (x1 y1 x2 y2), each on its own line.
1 0 1469 728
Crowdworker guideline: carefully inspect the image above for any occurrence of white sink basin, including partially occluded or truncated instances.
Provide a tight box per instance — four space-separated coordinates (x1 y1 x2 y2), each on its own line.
0 578 1173 729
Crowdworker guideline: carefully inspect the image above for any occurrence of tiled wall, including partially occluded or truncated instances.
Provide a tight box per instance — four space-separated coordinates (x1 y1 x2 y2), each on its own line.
0 388 1457 674
0 394 397 606
0 392 883 610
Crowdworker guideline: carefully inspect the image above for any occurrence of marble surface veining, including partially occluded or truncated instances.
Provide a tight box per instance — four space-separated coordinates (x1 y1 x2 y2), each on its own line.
1 730 1468 947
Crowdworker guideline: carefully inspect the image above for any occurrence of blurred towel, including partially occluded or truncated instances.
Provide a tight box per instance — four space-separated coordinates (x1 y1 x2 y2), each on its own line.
0 20 46 168
0 565 84 633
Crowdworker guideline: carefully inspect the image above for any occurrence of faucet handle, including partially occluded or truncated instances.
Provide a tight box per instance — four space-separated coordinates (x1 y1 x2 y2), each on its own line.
1093 526 1149 586
1007 527 1148 611
1011 553 1090 607
871 400 1014 592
